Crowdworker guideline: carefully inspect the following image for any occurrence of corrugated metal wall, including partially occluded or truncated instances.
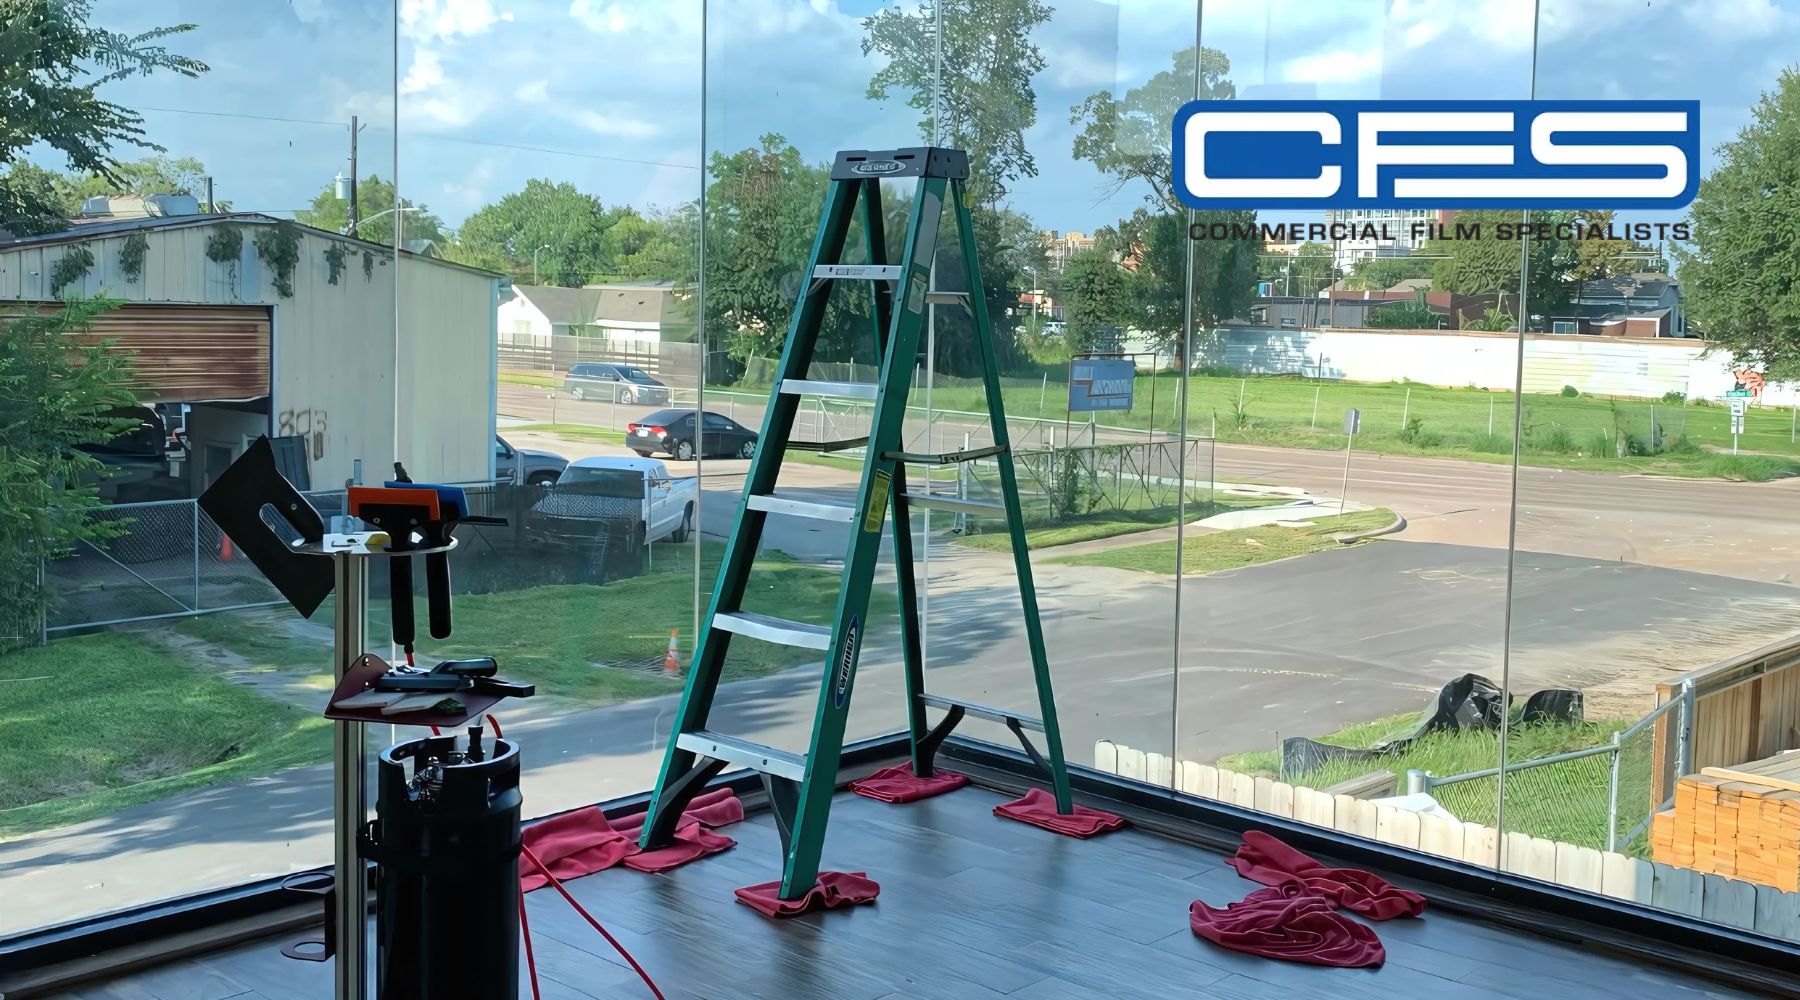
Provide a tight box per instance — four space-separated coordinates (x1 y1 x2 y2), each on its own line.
0 220 496 488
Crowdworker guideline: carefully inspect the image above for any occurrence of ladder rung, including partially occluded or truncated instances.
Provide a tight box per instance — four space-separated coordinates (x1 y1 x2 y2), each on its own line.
747 493 856 522
882 444 1007 466
918 693 1044 732
924 291 969 304
781 379 878 401
676 730 808 783
813 264 901 280
714 611 832 650
901 492 1001 517
787 437 869 453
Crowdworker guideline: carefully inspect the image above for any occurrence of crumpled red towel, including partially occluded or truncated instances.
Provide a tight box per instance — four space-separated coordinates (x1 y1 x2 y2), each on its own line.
519 789 744 892
1190 882 1386 968
849 764 970 803
993 788 1126 838
734 871 880 918
1226 830 1426 920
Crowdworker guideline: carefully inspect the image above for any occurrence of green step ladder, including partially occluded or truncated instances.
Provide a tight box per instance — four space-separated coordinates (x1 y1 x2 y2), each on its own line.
638 146 1073 900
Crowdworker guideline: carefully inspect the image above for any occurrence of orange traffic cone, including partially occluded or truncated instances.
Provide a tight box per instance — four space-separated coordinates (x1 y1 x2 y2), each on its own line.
218 533 234 562
662 629 681 678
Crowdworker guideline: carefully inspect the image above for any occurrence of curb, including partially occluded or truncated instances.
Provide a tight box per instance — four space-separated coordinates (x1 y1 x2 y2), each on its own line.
1333 511 1407 544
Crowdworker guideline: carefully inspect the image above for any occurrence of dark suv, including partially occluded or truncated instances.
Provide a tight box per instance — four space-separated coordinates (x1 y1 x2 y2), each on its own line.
564 362 672 404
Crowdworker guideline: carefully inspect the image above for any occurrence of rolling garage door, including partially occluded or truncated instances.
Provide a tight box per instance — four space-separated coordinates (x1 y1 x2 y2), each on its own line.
66 304 272 403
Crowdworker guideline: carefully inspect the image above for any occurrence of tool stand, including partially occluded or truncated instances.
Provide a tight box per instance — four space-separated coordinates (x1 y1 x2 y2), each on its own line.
292 532 456 1000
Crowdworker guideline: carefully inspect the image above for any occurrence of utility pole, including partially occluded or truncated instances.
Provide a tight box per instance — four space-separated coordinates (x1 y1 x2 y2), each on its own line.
203 176 214 213
347 115 360 236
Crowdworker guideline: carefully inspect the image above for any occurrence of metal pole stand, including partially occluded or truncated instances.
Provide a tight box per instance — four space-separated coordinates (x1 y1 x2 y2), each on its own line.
291 531 455 1000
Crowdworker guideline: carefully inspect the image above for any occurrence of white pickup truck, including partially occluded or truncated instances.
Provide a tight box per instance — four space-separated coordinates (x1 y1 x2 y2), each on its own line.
524 455 699 546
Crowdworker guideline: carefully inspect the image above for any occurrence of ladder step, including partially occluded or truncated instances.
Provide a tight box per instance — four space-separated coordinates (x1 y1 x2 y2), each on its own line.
787 437 869 453
882 444 1007 466
714 611 832 650
747 493 856 522
782 379 878 401
676 730 808 783
918 693 1044 732
813 264 901 280
924 291 970 304
901 492 1001 517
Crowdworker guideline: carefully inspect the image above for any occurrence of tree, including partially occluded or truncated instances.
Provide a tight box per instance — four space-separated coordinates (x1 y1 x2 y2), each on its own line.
1366 296 1440 329
1070 47 1257 363
1060 246 1133 354
1259 241 1335 296
63 155 214 212
1426 209 1577 320
0 296 137 649
0 2 206 235
862 0 1052 376
294 175 445 249
1345 254 1435 292
1677 69 1800 374
446 178 662 286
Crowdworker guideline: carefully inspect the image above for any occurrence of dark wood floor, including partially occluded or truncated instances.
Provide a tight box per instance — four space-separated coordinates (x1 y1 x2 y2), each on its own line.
46 786 1772 1000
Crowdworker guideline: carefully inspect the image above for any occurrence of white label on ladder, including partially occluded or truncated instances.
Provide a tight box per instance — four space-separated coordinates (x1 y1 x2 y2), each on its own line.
863 470 891 532
814 264 900 280
906 272 928 314
834 616 860 708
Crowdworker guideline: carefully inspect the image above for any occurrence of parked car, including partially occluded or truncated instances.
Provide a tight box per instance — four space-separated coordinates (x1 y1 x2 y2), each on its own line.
493 435 569 486
564 363 672 405
526 455 699 546
626 409 757 461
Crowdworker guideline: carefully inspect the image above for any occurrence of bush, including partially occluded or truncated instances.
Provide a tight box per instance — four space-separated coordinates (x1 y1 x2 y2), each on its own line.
1661 390 1686 405
1470 433 1514 454
1561 385 1580 398
1191 363 1240 378
1529 423 1579 454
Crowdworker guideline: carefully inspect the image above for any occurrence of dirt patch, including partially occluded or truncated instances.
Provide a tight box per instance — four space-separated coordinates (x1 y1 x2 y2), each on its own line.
141 628 323 711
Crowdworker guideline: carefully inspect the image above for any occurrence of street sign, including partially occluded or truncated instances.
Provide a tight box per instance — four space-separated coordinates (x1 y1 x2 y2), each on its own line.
1732 413 1746 434
1344 408 1361 435
1729 398 1748 417
1068 357 1135 412
1726 389 1753 397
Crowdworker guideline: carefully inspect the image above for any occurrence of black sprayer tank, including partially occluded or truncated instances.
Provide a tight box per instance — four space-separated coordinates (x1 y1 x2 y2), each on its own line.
370 732 522 1000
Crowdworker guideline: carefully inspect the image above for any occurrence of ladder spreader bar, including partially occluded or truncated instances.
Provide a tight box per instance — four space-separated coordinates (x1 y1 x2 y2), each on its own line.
676 731 808 783
786 437 869 453
713 611 832 650
881 444 1007 466
781 379 878 401
813 264 901 280
917 693 1044 732
747 493 856 522
901 493 1001 517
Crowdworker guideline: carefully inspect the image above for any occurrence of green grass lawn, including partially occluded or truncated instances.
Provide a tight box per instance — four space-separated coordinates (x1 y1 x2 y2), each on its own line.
1053 508 1395 574
0 633 331 838
1218 711 1640 853
722 372 1800 481
507 422 629 446
501 371 562 388
954 494 1282 551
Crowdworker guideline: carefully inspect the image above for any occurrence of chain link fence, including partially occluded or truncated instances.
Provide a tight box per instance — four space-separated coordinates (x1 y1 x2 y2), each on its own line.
1415 684 1695 855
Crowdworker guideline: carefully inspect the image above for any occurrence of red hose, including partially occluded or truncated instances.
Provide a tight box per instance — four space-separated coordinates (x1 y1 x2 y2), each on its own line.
520 842 666 1000
518 883 541 1000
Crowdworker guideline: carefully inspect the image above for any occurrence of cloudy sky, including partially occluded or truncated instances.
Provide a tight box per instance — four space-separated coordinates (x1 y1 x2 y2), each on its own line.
80 0 1800 236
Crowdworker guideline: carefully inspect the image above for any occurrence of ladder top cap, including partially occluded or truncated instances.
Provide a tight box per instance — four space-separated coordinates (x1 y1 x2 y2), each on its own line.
831 147 969 180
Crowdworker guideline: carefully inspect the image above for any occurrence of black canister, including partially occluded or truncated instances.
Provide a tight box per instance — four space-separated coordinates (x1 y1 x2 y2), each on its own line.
369 732 521 1000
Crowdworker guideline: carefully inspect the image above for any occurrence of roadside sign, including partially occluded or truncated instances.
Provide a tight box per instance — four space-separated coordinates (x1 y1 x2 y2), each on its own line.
1068 357 1135 412
1726 389 1753 397
1732 413 1746 434
1344 408 1360 435
1729 398 1748 417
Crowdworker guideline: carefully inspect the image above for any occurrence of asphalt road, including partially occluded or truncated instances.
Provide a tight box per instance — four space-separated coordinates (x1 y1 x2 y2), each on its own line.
7 530 1797 931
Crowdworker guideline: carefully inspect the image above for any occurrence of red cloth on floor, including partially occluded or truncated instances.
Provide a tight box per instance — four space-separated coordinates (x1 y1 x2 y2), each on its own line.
1226 830 1426 920
520 789 745 892
1190 883 1386 968
519 807 636 893
993 788 1126 838
621 822 735 873
848 764 970 803
734 871 880 918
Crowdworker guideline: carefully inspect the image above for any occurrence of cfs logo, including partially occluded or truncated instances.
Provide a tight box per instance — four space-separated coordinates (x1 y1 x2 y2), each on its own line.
1172 100 1699 210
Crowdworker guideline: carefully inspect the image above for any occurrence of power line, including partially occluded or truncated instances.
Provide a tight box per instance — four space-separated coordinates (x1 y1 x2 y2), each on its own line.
132 104 701 171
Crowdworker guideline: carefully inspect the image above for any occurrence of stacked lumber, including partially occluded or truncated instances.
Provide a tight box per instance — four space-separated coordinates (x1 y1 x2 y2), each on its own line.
1652 751 1800 891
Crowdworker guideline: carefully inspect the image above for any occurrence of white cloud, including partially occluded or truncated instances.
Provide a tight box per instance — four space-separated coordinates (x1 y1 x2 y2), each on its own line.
402 0 514 42
401 48 444 94
1281 48 1385 86
573 109 661 139
514 79 550 103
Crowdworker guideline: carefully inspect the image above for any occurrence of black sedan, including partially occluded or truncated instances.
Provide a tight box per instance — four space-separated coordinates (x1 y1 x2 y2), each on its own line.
626 409 757 461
